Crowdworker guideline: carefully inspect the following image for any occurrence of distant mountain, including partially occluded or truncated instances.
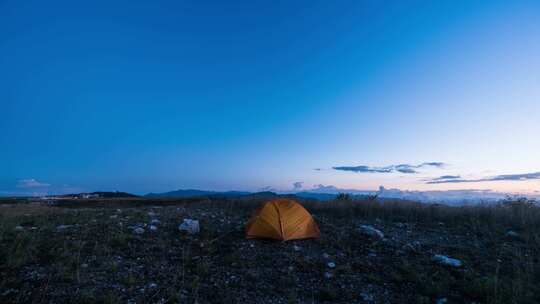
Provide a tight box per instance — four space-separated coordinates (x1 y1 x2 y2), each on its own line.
145 189 250 198
239 191 281 200
143 186 535 205
295 192 338 201
92 191 139 198
145 188 370 201
58 191 138 198
300 185 538 205
376 187 512 205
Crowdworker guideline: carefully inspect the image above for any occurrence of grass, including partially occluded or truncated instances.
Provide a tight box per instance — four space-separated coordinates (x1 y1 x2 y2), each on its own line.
1 197 539 303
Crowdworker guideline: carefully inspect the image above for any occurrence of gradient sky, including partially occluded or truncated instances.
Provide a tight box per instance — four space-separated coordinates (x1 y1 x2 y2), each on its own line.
1 0 539 196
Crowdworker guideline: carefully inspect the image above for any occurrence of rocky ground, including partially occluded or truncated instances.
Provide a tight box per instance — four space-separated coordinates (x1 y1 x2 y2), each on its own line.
1 199 539 303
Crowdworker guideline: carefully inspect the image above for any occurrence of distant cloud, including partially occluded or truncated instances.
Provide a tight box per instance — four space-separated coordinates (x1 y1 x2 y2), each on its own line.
293 182 303 190
259 186 276 192
427 172 540 184
333 165 393 173
422 162 445 168
312 184 342 192
1 180 85 197
16 179 50 188
431 175 462 181
333 162 445 174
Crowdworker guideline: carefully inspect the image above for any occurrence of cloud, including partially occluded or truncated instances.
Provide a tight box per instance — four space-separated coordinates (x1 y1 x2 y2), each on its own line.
293 182 303 190
16 179 50 188
421 162 445 168
259 186 276 192
394 165 418 174
333 162 445 174
311 184 345 193
431 175 462 181
333 165 393 173
427 172 540 184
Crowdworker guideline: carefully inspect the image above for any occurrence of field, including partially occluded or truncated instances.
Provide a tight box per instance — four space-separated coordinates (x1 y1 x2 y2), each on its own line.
1 197 540 303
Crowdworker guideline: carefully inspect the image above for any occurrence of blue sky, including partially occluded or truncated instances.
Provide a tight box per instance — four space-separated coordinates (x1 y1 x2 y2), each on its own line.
1 0 539 196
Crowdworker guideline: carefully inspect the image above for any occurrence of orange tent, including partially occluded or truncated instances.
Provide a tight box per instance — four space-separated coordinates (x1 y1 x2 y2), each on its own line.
245 198 320 241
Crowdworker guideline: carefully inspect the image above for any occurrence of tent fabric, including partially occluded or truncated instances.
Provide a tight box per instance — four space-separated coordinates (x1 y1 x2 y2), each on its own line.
245 198 320 241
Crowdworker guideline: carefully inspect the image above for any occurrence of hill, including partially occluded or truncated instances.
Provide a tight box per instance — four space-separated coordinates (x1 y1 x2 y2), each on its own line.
145 189 250 199
58 191 138 199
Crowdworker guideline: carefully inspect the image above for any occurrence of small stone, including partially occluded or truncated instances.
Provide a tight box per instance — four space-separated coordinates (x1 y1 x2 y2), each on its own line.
360 292 374 302
149 225 158 231
322 253 330 259
432 254 462 267
327 262 336 268
81 263 88 268
359 225 384 240
293 245 302 252
56 225 73 231
149 283 158 289
436 298 448 304
110 215 118 219
150 219 161 225
505 230 520 238
133 227 145 234
14 226 24 231
178 219 200 234
324 272 333 279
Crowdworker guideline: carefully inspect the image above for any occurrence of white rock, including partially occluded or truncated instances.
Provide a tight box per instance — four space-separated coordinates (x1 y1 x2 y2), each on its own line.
178 219 200 234
506 230 520 238
324 272 333 279
432 254 462 267
360 292 374 302
327 262 336 268
133 227 145 234
14 226 24 231
322 253 330 259
293 245 302 252
436 298 448 304
56 225 73 231
149 225 158 231
149 283 158 289
110 215 118 219
150 219 161 225
359 225 384 239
